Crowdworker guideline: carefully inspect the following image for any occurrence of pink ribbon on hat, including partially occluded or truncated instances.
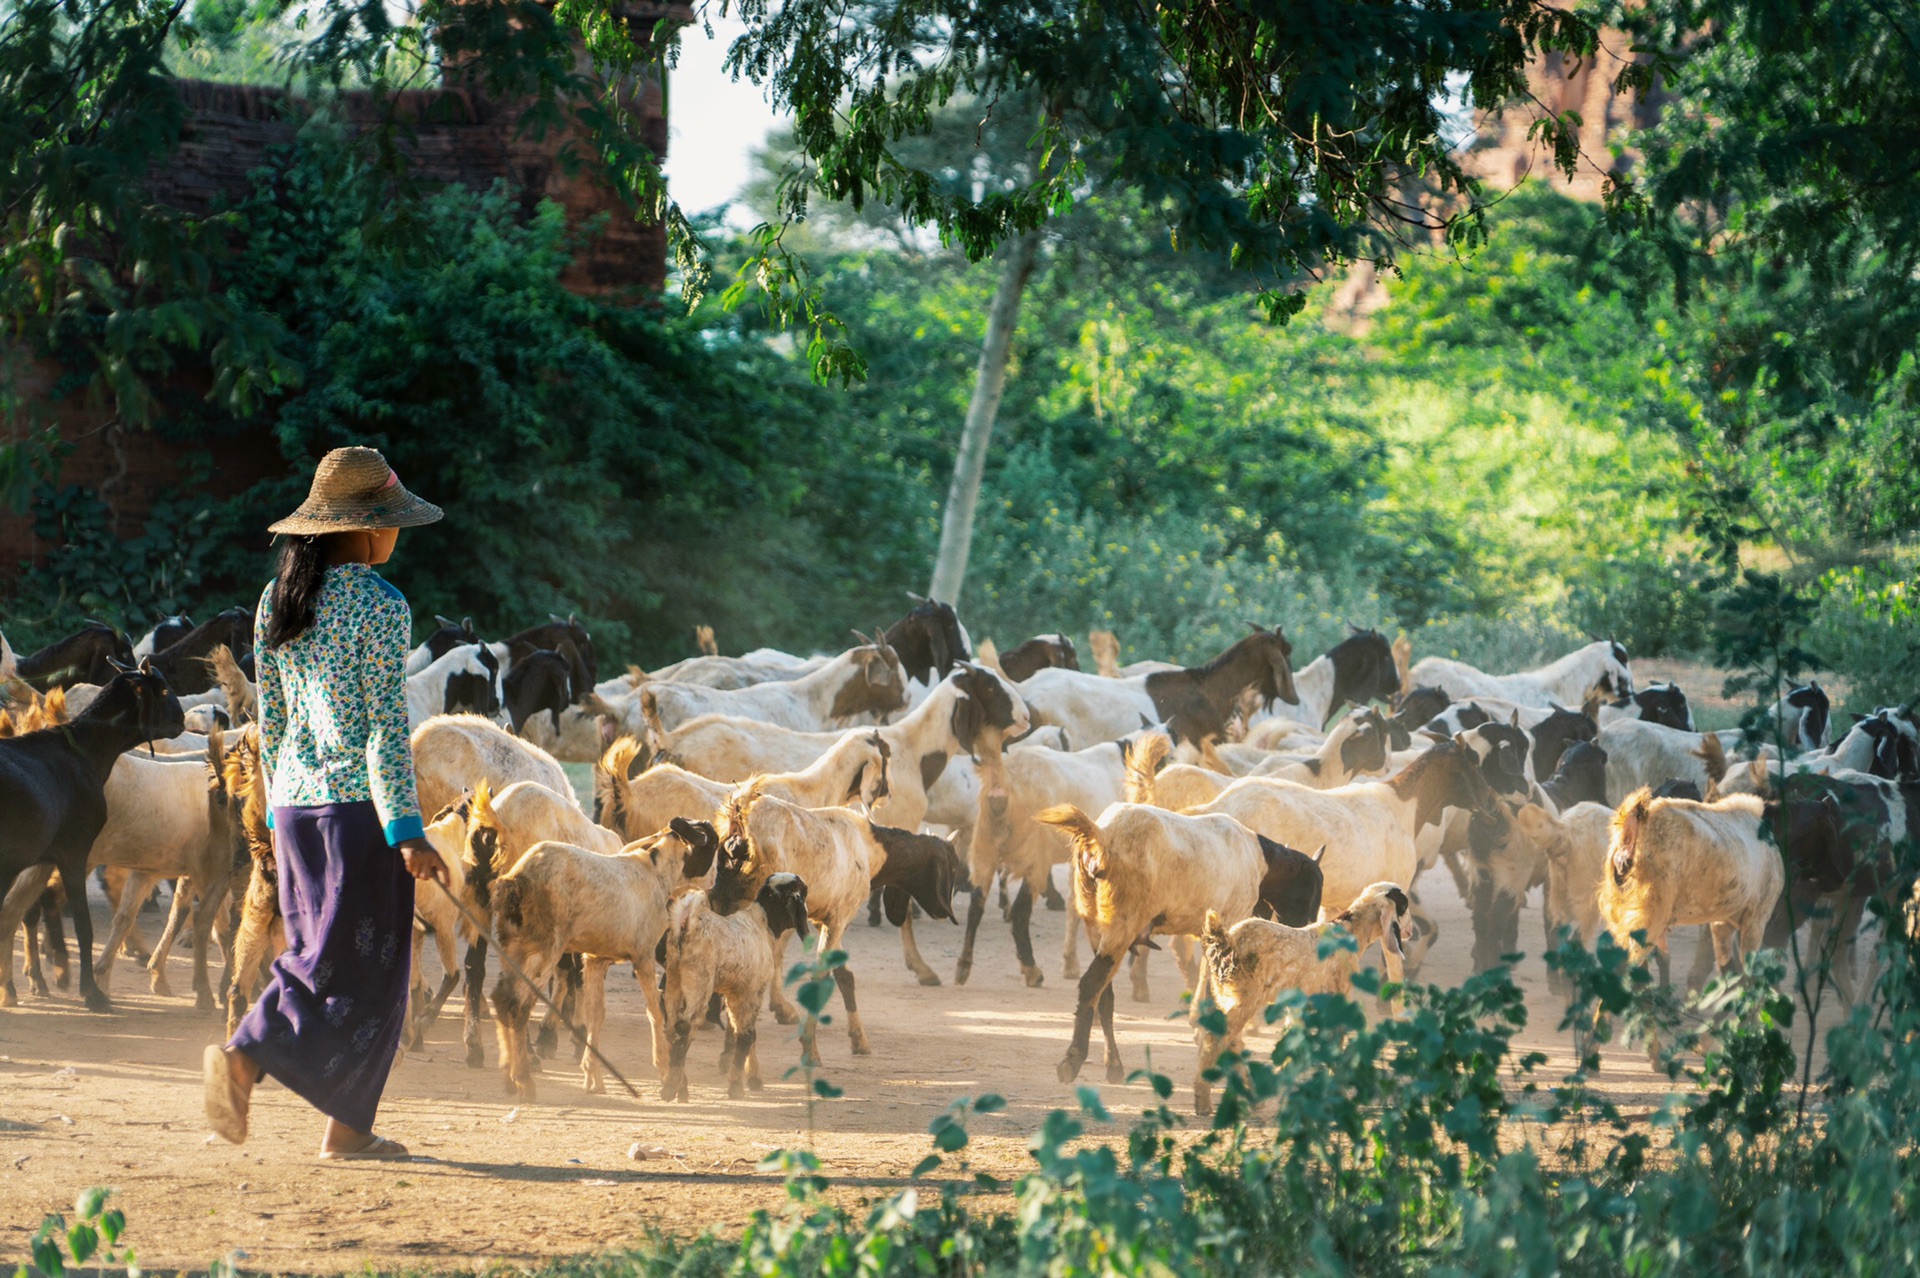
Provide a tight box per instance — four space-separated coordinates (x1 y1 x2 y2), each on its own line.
382 469 400 489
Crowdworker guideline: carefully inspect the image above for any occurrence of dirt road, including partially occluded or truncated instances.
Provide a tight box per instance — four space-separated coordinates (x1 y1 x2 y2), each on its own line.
3 851 1783 1274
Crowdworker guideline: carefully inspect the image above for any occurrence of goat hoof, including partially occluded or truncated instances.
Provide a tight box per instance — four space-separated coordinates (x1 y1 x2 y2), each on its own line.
54 971 71 992
916 971 941 988
84 990 113 1014
534 1027 559 1057
747 1076 765 1092
195 992 215 1013
26 977 48 999
1105 1057 1126 1084
728 1081 745 1100
772 1004 799 1027
1022 965 1045 988
1062 962 1081 981
1130 985 1150 1005
0 984 15 1009
953 960 972 986
465 1043 486 1069
1055 1055 1084 1084
851 1036 872 1057
1043 890 1065 913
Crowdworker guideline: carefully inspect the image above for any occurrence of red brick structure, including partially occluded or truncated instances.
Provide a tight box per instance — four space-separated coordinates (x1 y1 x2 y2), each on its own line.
1 6 685 584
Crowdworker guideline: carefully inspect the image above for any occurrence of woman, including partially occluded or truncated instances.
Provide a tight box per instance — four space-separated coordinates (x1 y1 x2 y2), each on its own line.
204 446 452 1160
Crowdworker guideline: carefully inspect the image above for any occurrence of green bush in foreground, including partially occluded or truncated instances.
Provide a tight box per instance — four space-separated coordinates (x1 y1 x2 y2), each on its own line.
26 923 1920 1277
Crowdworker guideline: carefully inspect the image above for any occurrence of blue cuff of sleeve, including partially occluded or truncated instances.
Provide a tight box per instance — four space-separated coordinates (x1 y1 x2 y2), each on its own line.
265 809 275 831
384 814 425 846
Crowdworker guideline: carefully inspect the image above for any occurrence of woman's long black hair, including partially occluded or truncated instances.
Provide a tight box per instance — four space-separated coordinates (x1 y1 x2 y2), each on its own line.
263 535 330 648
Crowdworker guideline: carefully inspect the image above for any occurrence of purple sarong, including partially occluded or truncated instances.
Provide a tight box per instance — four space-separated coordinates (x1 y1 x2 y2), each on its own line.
229 800 414 1133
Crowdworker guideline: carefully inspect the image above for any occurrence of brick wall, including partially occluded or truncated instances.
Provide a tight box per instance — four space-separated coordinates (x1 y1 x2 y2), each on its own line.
3 17 681 584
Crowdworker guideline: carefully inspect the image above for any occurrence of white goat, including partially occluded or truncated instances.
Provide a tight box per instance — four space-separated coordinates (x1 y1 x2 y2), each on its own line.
1598 788 1786 972
1189 882 1410 1115
1409 640 1632 709
405 644 499 730
488 819 714 1101
412 713 575 820
639 639 907 734
1035 800 1276 1084
660 874 812 1100
1596 719 1730 805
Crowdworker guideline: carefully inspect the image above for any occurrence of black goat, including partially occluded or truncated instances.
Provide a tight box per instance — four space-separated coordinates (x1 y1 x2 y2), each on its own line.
503 649 573 736
14 623 135 690
0 660 184 1010
150 608 254 695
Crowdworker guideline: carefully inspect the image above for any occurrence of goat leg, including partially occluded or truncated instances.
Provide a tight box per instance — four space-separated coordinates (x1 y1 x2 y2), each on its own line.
1056 953 1117 1083
954 888 986 986
832 959 870 1056
66 852 112 1013
899 909 941 987
462 936 490 1069
0 866 57 1007
1010 884 1044 987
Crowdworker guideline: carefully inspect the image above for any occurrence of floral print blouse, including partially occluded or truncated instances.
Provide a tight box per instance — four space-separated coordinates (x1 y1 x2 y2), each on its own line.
256 564 425 845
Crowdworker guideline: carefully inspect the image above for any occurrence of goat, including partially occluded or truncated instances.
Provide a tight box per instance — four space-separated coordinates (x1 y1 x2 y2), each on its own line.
506 616 597 707
647 649 827 690
488 820 716 1101
222 729 284 1038
1595 682 1695 732
1597 719 1730 805
406 643 502 730
412 713 575 821
440 779 681 1071
149 608 254 696
999 633 1079 683
1190 882 1409 1115
85 734 240 1009
1088 630 1122 678
1020 625 1301 760
0 661 184 1010
595 732 889 843
884 597 971 692
1035 800 1300 1084
405 614 487 675
1134 738 1494 974
133 615 195 660
1599 787 1790 974
640 635 907 735
1410 640 1632 710
649 663 1028 834
1248 708 1395 787
661 875 812 1100
13 622 135 691
961 731 1135 987
708 784 961 1054
1537 741 1610 812
503 649 574 737
1259 626 1402 729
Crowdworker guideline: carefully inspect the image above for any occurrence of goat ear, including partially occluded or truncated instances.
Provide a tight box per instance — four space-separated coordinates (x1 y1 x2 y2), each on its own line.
1385 886 1410 916
1313 844 1326 864
883 885 910 927
1509 710 1520 727
951 691 983 756
1245 621 1265 635
906 591 927 604
434 614 458 629
789 892 812 940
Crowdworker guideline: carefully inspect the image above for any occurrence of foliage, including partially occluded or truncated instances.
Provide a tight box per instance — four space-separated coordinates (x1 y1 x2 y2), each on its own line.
15 1188 136 1278
47 910 1920 1277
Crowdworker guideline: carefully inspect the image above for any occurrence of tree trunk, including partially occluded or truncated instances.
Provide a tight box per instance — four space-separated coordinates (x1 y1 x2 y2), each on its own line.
928 231 1040 605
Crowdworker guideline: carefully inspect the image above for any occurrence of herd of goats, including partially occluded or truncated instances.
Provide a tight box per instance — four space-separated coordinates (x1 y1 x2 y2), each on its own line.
1 597 1917 1115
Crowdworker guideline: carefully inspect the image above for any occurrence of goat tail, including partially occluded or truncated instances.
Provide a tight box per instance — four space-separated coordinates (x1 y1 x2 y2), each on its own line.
1036 803 1106 881
1696 731 1727 784
1124 732 1174 806
639 686 668 750
600 735 646 787
975 637 1003 675
1609 786 1655 886
1391 633 1414 698
695 624 718 657
718 777 767 842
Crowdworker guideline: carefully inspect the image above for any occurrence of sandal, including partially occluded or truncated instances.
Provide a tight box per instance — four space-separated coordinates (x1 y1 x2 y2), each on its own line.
203 1045 249 1145
319 1135 411 1161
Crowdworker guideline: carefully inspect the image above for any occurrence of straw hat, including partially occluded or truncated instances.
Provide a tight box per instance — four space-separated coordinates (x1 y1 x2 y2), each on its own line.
269 447 443 536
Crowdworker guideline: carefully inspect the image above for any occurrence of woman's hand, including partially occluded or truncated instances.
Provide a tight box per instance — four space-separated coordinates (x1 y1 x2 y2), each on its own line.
397 838 451 887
